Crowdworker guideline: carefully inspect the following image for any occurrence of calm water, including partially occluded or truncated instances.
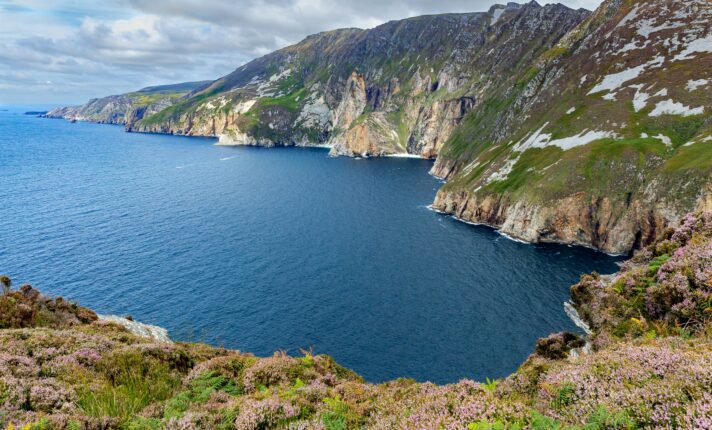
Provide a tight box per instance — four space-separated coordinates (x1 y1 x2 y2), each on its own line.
0 106 620 383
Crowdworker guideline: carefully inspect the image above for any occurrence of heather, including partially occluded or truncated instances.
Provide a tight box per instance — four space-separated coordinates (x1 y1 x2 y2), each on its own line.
1 213 711 429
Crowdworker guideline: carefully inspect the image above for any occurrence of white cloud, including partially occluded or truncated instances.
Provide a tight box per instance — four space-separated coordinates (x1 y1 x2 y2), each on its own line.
0 0 604 104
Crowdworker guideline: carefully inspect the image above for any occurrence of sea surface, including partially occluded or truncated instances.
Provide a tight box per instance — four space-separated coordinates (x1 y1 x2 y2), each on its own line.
0 106 621 383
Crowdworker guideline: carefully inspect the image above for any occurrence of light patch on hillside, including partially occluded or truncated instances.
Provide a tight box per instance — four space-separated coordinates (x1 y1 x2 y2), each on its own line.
296 94 330 129
256 68 292 97
636 18 684 38
615 40 649 55
687 79 709 91
514 122 550 151
587 64 646 95
631 85 649 112
234 99 256 114
587 55 664 96
515 123 616 152
649 99 705 117
199 96 231 111
548 130 617 150
463 160 481 175
615 3 641 30
653 134 672 146
486 155 519 184
673 34 712 61
491 7 505 25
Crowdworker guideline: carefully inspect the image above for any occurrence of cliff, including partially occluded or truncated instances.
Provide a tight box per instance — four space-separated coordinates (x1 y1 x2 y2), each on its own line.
1 212 711 429
44 0 712 254
44 81 211 125
430 0 712 254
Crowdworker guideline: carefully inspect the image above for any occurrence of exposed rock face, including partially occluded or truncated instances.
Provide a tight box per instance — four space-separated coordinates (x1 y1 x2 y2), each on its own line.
45 0 712 253
432 189 670 254
113 2 589 159
45 95 134 124
98 314 172 343
430 0 712 253
44 81 210 125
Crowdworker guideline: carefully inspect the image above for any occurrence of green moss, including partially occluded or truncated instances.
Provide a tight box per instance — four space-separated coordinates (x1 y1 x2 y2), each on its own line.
258 87 307 112
664 142 712 171
486 147 564 194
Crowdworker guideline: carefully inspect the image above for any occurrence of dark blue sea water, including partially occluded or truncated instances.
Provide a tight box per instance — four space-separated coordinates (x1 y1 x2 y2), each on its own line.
0 106 620 383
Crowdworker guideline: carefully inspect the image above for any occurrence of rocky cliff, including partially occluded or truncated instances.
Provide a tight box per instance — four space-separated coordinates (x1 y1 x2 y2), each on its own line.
45 81 210 125
1 212 711 429
45 0 712 254
124 2 589 157
430 0 712 254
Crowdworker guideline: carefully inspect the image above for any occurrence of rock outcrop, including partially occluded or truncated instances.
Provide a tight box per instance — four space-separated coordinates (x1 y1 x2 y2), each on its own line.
45 0 712 254
45 81 210 125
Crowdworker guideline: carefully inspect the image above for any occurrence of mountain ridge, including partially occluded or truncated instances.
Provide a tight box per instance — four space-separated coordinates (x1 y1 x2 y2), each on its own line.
45 0 712 254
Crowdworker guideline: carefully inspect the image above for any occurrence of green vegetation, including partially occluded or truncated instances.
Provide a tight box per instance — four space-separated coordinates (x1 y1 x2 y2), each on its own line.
77 352 180 422
2 214 712 429
258 87 306 112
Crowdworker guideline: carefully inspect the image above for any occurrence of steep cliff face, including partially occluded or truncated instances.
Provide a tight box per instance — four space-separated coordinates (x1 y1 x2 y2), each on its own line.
44 81 210 125
46 0 712 253
123 2 589 159
431 0 712 253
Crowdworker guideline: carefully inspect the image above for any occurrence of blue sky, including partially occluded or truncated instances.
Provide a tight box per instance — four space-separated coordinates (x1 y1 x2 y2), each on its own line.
0 0 603 105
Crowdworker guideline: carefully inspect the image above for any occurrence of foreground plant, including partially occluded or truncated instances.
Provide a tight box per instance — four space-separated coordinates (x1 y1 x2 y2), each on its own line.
1 213 711 429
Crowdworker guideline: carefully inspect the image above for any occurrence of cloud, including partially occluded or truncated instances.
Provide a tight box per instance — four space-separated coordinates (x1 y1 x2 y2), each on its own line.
0 0 603 104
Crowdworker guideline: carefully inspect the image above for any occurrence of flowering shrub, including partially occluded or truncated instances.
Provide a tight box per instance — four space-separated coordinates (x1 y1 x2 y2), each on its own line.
1 212 711 429
571 212 712 342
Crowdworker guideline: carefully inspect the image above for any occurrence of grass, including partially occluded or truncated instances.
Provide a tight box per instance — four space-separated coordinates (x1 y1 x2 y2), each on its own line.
126 91 186 108
486 147 563 194
76 351 181 423
664 142 712 171
163 371 241 420
258 87 307 112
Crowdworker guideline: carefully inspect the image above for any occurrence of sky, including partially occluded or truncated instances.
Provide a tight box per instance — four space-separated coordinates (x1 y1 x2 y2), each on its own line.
0 0 603 105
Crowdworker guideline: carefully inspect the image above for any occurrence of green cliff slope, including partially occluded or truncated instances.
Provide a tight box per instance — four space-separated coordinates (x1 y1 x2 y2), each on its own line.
431 0 712 254
45 81 211 125
45 0 712 254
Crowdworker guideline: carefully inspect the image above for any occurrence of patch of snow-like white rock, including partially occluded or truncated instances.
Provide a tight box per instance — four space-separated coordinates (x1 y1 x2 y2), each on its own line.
649 99 705 117
256 68 292 97
99 315 171 343
615 40 650 55
636 18 684 38
687 79 710 91
589 55 665 97
673 34 712 62
547 130 617 150
653 134 672 146
516 123 617 152
295 93 331 129
234 99 256 115
486 156 519 184
490 7 505 25
615 3 641 30
631 85 650 112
